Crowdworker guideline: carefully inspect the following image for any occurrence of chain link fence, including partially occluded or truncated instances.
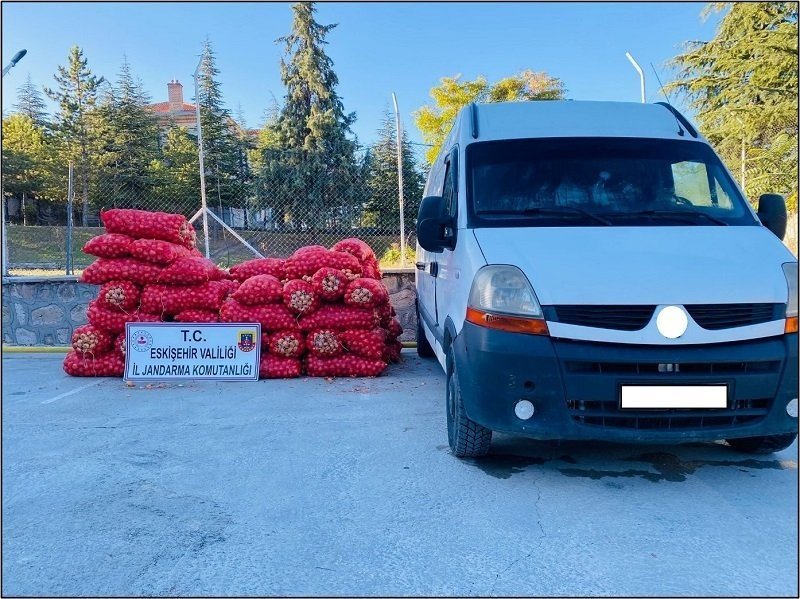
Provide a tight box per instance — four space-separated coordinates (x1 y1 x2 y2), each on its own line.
2 143 428 275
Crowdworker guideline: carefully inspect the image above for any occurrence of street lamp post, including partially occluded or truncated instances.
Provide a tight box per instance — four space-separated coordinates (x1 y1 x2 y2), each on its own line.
625 51 646 104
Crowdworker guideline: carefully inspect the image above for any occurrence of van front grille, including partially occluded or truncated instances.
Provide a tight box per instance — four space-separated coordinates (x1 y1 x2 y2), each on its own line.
684 303 782 330
548 305 656 331
545 303 782 331
566 397 772 430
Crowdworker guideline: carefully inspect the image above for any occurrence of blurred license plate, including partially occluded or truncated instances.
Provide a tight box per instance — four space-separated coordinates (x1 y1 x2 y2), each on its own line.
620 385 728 409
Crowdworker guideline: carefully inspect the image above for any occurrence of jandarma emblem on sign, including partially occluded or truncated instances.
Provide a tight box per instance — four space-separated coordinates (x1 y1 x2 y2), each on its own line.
237 330 257 352
131 330 153 351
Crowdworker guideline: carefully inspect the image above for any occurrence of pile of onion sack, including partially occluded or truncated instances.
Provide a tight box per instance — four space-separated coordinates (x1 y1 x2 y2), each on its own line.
64 208 234 377
223 239 403 379
63 209 402 379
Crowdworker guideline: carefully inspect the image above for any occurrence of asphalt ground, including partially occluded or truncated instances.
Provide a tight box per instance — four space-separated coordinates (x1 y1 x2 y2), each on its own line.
2 351 797 596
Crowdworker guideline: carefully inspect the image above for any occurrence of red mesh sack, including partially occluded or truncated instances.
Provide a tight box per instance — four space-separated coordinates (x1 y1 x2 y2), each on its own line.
339 328 386 360
284 249 362 280
220 299 298 331
298 304 379 331
80 258 164 286
97 280 140 312
71 324 114 356
343 278 390 308
158 257 219 285
310 267 347 302
383 339 402 364
362 259 382 280
229 258 286 282
231 274 283 305
259 354 302 379
217 279 240 297
101 208 194 247
115 332 126 358
129 238 192 265
386 318 404 340
63 350 125 377
376 302 396 328
283 279 321 315
306 329 343 357
305 354 386 378
87 301 136 334
140 282 227 315
269 330 306 358
331 238 376 264
174 309 220 323
83 233 134 259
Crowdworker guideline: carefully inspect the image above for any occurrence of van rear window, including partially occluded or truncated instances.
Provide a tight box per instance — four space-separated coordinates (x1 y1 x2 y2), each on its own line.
466 138 756 227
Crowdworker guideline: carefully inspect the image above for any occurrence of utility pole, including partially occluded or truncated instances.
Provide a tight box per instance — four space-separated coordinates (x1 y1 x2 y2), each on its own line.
392 92 406 267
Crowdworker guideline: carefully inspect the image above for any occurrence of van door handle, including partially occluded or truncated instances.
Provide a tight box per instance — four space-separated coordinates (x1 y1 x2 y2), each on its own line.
415 261 425 270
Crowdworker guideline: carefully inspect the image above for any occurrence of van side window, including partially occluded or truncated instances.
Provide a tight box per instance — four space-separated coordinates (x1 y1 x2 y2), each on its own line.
442 163 455 216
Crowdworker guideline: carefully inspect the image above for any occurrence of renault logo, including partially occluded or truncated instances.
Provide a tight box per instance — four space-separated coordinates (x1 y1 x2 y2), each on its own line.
656 306 688 339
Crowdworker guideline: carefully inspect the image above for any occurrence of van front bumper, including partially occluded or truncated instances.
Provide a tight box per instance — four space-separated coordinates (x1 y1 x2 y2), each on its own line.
453 322 799 442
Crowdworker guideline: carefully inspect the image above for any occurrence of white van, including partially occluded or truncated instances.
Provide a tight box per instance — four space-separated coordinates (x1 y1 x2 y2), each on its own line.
415 100 798 458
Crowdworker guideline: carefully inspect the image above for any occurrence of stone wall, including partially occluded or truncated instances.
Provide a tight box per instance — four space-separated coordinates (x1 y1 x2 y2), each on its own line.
2 270 418 346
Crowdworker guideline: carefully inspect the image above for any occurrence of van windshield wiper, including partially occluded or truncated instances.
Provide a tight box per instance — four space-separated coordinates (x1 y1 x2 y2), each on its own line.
602 209 728 226
478 207 612 226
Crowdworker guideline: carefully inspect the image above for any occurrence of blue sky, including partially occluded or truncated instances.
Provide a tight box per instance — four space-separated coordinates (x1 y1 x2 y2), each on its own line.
1 2 722 146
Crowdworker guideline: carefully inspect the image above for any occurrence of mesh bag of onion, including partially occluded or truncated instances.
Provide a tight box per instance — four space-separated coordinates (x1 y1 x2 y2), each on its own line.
305 354 386 378
83 233 134 259
101 208 196 247
260 354 302 379
63 350 125 377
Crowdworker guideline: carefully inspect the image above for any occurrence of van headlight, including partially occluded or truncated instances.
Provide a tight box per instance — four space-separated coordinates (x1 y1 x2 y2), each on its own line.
784 262 798 333
466 265 548 335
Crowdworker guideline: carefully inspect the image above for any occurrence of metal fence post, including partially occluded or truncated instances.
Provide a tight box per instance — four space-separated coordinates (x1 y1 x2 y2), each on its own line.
392 92 406 267
66 162 74 275
1 193 8 277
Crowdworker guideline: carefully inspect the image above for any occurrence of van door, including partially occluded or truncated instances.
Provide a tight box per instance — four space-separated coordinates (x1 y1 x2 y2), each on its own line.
434 148 459 329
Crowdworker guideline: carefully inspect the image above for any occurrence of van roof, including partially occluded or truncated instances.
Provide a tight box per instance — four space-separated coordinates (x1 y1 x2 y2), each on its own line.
456 100 701 144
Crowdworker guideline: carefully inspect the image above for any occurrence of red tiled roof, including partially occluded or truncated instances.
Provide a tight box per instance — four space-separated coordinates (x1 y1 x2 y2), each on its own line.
149 102 196 114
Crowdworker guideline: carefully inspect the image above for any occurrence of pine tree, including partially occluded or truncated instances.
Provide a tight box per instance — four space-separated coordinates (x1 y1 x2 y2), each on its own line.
196 39 241 218
365 109 425 232
44 46 105 225
669 2 798 209
151 126 201 213
263 1 359 230
94 58 161 207
14 74 48 128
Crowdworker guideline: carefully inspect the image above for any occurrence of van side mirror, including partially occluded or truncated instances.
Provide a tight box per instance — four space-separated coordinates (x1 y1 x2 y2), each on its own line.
417 195 455 253
757 194 787 240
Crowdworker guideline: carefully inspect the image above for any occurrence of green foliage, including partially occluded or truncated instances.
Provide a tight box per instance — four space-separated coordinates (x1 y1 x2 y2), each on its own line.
258 1 361 230
379 242 417 268
14 74 48 128
364 109 425 230
92 58 161 207
44 46 105 225
669 2 798 209
414 70 565 163
150 126 200 213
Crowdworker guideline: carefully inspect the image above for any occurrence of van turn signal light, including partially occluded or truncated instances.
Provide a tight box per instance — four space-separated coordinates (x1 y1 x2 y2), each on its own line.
785 317 798 334
466 307 549 335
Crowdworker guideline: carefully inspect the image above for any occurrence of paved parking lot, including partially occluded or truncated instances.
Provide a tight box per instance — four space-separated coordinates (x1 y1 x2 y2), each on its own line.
2 351 798 596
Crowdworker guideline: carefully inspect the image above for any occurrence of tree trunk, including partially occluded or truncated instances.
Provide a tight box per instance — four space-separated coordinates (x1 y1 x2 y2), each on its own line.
21 191 27 226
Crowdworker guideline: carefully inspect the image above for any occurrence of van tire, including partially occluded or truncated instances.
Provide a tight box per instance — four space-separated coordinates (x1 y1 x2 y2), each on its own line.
447 359 492 458
416 303 435 358
726 433 797 454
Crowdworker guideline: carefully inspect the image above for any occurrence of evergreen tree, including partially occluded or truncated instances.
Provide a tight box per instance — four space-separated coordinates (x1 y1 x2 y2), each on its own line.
44 46 105 225
14 74 48 128
150 126 201 213
2 114 47 224
262 1 359 230
94 58 161 207
669 2 798 209
196 39 241 217
414 70 565 163
365 109 424 232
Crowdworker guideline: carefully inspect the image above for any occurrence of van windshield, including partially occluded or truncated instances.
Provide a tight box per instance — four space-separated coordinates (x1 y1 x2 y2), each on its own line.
466 137 757 227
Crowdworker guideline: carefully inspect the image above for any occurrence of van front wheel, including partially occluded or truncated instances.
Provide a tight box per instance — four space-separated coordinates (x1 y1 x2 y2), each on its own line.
447 359 492 458
726 433 797 454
